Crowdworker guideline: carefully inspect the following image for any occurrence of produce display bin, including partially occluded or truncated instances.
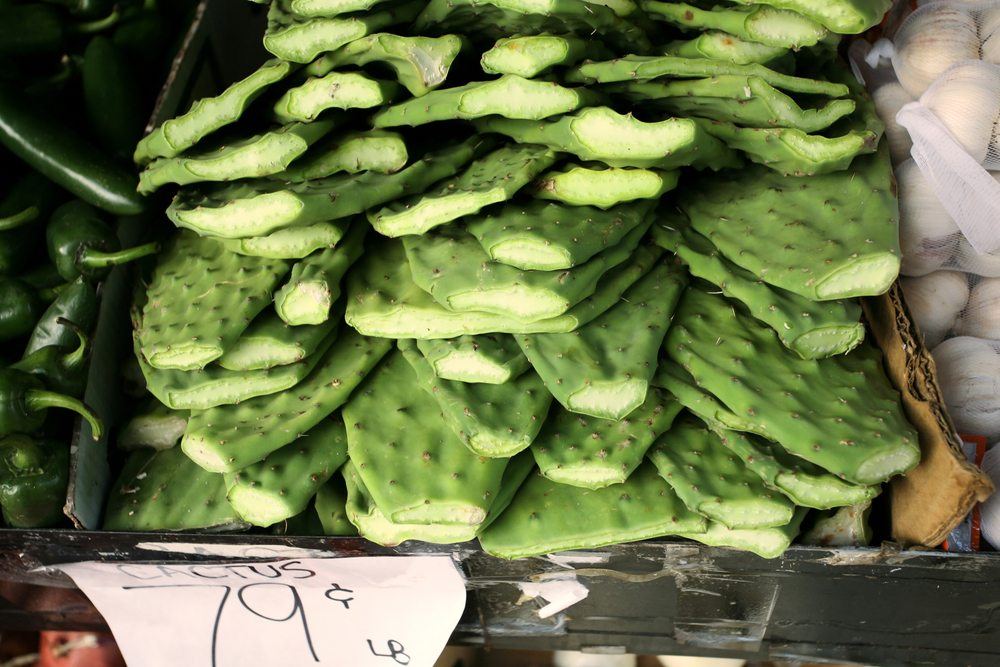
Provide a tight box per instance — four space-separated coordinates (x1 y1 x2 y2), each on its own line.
1 1 998 665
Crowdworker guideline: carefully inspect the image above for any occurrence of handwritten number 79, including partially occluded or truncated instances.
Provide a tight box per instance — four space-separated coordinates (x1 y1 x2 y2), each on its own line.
123 583 317 666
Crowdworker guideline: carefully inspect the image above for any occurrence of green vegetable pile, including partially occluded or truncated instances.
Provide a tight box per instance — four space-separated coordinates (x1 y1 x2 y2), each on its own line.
112 0 913 558
0 0 193 528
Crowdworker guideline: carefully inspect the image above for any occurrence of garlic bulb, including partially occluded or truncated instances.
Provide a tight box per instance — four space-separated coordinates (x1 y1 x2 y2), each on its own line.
922 61 1000 164
893 4 980 97
955 278 1000 339
980 446 1000 550
955 238 1000 276
897 160 961 276
900 271 969 348
873 83 914 164
982 4 1000 65
933 336 1000 439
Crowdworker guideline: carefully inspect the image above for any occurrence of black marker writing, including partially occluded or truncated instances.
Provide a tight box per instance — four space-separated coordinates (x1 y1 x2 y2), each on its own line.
367 639 410 665
324 583 354 610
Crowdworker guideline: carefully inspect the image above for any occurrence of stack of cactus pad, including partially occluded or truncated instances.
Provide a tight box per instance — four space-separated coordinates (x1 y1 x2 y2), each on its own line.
109 0 915 559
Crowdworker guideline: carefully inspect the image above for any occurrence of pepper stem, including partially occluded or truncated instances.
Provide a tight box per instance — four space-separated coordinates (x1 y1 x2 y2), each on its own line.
56 318 89 370
71 7 121 34
80 242 159 269
0 206 39 231
24 390 103 441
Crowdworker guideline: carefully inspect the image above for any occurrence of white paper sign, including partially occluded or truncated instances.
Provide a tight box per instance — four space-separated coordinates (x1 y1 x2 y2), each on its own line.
58 557 466 667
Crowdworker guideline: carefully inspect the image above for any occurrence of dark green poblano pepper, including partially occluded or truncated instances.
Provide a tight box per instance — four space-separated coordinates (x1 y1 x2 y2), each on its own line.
11 319 89 396
25 278 98 356
0 277 44 343
47 200 158 281
0 433 69 528
0 368 102 439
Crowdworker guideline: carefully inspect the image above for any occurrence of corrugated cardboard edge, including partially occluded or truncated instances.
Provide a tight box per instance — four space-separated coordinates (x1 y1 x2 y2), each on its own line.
863 285 994 547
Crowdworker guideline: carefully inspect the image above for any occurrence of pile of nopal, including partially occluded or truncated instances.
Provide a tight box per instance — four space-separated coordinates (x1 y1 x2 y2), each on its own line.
108 0 918 558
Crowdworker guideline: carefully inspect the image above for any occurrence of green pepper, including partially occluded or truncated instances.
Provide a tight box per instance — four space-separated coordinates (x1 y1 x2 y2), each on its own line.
0 434 68 528
0 278 43 343
11 320 89 396
0 171 56 276
0 368 102 439
20 264 64 292
112 4 169 75
25 278 98 356
82 36 145 158
39 0 116 19
0 85 145 216
0 169 64 232
0 5 67 56
47 200 158 282
0 4 121 56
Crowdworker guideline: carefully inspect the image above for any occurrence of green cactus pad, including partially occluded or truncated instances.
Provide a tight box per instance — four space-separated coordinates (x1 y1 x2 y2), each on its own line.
615 76 856 133
406 220 647 323
286 0 393 18
664 32 788 65
415 334 529 384
724 0 892 34
221 221 350 259
696 116 880 176
415 0 651 52
665 285 920 485
680 147 900 300
273 73 400 124
275 224 366 326
279 131 408 181
533 388 682 489
217 311 337 371
567 55 849 97
284 0 388 18
342 464 478 545
138 330 335 410
516 256 685 419
347 239 662 338
168 138 484 238
182 327 391 472
649 416 797 529
643 1 827 48
264 0 422 63
374 76 599 128
225 418 348 527
368 144 556 237
315 476 357 536
137 233 289 371
654 362 880 509
134 59 293 164
481 34 609 78
479 462 707 559
344 351 512 525
476 107 738 170
801 501 873 546
679 508 807 559
399 340 550 457
104 447 245 532
533 164 678 209
652 217 864 359
466 200 653 271
138 120 337 194
306 33 463 97
117 399 188 451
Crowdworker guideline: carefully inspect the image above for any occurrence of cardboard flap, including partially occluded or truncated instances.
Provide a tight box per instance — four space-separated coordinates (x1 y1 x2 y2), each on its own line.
863 285 994 547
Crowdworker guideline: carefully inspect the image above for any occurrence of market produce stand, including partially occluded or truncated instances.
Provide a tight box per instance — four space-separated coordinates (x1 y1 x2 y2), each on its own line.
2 0 1000 664
0 531 999 666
